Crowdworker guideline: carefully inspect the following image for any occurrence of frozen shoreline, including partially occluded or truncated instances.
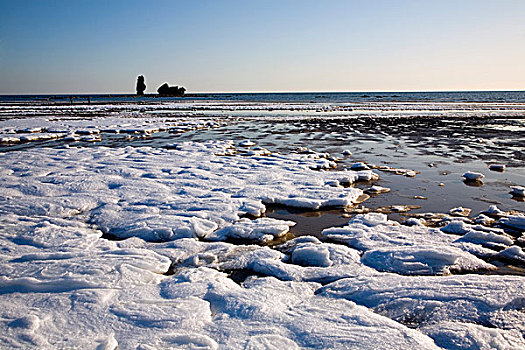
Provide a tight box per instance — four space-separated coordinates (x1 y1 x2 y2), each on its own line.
0 101 524 348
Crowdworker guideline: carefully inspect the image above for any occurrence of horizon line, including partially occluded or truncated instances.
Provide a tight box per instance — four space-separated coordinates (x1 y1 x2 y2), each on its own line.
1 89 525 96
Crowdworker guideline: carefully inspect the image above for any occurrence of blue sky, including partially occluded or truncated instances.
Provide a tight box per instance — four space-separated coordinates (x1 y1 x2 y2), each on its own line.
1 0 524 93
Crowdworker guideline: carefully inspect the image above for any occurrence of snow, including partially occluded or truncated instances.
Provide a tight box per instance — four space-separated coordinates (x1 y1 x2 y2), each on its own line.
441 220 470 234
322 213 496 275
291 244 332 267
207 217 295 243
0 115 221 144
0 142 364 242
319 274 525 347
455 230 513 250
158 268 440 349
1 105 524 348
421 321 525 350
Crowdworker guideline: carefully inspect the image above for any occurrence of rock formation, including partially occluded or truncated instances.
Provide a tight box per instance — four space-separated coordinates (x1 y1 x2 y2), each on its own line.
157 83 186 96
136 75 146 95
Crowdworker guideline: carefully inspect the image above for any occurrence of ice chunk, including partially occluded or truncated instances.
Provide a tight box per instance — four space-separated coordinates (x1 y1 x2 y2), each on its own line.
350 162 370 170
441 220 470 235
421 321 525 350
455 230 513 249
482 205 506 217
449 206 471 217
159 333 218 350
291 245 332 267
96 334 118 350
356 170 379 181
365 185 390 194
405 218 425 226
350 213 388 227
510 186 525 197
489 164 506 172
167 236 373 285
238 140 256 147
362 245 494 275
0 136 21 143
497 245 525 263
472 214 494 225
323 214 496 275
161 268 440 349
463 171 484 181
238 200 266 217
499 215 525 231
207 218 295 242
319 274 525 331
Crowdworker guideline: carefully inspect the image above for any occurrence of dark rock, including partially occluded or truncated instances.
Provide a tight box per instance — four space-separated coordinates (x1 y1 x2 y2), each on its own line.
157 83 186 96
136 75 146 95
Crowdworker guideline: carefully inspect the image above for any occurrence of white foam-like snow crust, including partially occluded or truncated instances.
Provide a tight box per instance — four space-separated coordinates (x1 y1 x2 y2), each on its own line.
291 245 332 267
322 213 496 275
319 274 525 347
421 321 525 350
441 220 471 234
0 199 431 348
0 141 364 242
148 236 375 285
1 126 524 348
158 267 440 349
0 219 441 350
0 115 221 144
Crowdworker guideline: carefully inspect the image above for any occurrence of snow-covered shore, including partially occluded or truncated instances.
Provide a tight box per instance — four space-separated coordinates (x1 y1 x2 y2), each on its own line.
1 100 525 348
1 135 524 348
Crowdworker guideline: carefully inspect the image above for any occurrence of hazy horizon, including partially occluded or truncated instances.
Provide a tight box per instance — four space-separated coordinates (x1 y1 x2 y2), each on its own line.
1 0 524 94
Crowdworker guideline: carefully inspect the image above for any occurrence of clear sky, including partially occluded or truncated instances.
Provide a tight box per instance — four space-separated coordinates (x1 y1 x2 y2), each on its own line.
1 0 524 94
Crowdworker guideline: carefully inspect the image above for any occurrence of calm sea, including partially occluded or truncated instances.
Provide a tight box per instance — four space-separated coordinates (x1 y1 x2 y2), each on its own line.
1 91 525 104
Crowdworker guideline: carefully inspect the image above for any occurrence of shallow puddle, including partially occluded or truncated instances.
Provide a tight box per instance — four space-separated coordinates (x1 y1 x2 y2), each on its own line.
265 206 349 239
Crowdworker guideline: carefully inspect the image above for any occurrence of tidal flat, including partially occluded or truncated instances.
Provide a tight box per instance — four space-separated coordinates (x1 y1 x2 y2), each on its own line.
0 96 524 349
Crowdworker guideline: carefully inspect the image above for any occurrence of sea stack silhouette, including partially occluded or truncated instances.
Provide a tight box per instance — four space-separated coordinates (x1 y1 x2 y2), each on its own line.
136 75 146 95
157 83 186 96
